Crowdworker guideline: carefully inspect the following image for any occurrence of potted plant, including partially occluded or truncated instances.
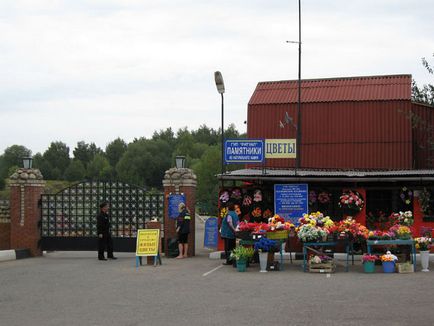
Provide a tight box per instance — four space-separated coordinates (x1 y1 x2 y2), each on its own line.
230 246 255 272
414 237 432 272
381 251 398 273
254 237 278 273
361 254 378 273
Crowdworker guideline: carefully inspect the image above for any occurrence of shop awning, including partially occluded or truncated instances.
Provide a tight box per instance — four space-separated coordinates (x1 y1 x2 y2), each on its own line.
218 168 434 183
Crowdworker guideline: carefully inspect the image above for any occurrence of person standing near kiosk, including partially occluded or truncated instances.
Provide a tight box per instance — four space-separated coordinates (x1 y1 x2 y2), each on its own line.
220 202 239 265
176 202 191 258
97 202 117 261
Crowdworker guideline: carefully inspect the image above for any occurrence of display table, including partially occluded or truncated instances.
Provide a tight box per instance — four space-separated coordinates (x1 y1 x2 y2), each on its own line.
239 238 287 269
302 241 351 272
366 239 416 266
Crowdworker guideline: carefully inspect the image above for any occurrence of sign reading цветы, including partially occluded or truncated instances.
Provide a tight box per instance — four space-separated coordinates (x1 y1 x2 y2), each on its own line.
265 139 296 158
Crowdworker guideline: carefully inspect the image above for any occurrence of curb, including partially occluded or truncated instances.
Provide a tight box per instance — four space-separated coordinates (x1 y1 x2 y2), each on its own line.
0 249 31 262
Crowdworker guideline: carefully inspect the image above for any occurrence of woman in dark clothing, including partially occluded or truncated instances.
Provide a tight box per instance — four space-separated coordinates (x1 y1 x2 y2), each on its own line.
176 202 191 258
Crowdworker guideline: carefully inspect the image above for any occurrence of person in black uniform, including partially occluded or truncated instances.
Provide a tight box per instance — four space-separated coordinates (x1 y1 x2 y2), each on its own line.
175 202 191 258
97 202 117 261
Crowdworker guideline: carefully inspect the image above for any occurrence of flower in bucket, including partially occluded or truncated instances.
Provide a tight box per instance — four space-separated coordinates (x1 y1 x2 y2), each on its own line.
338 190 364 211
361 254 378 263
414 237 432 251
381 251 398 262
389 224 413 240
297 224 328 242
254 237 278 252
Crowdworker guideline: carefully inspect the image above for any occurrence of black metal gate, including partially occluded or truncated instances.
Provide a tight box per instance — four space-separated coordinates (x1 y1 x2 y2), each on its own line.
40 181 164 252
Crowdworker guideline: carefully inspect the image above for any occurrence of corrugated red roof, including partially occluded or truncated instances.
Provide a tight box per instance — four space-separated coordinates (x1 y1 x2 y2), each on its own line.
248 74 412 105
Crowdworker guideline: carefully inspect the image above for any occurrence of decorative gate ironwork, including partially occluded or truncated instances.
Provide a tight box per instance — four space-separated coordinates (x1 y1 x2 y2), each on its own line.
40 181 164 252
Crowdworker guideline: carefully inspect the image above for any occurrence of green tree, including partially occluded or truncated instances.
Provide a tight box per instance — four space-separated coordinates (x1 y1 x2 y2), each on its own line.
43 141 70 179
64 160 86 181
152 128 176 147
105 138 127 169
412 53 434 106
87 154 112 181
73 141 103 167
191 125 219 145
0 145 32 189
116 139 171 188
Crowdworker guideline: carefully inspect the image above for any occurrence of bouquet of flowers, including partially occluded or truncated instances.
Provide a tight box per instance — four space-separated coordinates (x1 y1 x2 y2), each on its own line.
310 255 332 264
338 190 364 212
298 212 335 229
381 251 398 262
297 224 328 242
361 254 378 263
267 214 294 231
237 222 260 232
318 191 332 204
400 187 413 205
414 237 432 251
254 237 278 252
368 230 396 240
389 224 413 240
336 217 369 240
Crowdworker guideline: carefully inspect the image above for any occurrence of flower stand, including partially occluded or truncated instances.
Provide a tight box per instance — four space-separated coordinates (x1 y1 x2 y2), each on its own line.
382 261 395 273
363 261 375 273
420 251 430 272
259 252 268 272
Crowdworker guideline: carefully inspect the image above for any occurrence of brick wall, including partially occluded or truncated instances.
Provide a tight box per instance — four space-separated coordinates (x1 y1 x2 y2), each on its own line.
0 199 11 250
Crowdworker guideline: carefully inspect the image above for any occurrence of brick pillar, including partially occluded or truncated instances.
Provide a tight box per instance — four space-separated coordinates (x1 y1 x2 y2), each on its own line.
9 168 45 256
0 200 11 250
163 167 197 257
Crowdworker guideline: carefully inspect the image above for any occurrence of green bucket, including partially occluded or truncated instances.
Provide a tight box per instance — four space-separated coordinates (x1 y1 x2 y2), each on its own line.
363 261 375 273
236 259 247 272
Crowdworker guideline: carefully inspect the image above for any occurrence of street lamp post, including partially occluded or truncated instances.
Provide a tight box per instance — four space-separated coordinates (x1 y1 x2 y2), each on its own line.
295 0 302 172
214 71 225 177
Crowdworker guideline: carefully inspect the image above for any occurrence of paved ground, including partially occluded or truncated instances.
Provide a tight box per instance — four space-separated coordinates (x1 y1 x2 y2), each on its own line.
1 222 434 326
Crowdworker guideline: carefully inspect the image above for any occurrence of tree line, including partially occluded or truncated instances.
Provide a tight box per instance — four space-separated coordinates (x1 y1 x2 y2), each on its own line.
0 124 244 214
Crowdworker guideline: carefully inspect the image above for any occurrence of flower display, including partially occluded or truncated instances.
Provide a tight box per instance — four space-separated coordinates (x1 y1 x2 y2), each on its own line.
368 230 396 240
297 224 328 242
389 224 413 240
414 237 432 251
381 251 398 262
338 190 364 212
318 191 332 204
254 237 278 252
230 188 242 200
310 255 332 264
219 190 230 204
298 212 335 229
400 187 413 205
267 214 295 231
308 190 317 205
242 195 252 207
253 189 263 202
361 254 378 263
336 217 369 240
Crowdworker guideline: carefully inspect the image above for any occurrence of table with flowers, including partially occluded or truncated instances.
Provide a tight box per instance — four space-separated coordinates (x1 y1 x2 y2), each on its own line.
366 239 416 266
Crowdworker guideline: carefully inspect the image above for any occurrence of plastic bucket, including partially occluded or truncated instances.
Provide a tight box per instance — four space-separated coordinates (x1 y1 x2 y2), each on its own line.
363 261 375 273
382 261 395 273
236 259 247 272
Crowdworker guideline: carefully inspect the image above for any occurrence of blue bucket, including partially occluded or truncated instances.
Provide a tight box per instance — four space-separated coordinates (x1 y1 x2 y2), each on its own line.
382 261 395 273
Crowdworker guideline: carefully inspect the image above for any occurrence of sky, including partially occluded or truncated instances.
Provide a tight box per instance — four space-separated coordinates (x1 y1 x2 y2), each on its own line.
1 0 433 155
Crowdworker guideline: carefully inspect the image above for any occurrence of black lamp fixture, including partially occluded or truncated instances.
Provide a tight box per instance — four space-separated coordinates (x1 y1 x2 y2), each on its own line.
175 155 186 169
22 156 33 169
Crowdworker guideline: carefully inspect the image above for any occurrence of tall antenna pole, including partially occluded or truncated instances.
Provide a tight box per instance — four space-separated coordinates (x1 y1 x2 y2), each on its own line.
295 0 302 172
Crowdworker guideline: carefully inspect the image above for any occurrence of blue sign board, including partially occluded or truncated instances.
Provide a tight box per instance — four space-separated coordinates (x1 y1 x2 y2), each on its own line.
204 217 218 249
224 139 264 164
168 194 186 220
274 184 308 224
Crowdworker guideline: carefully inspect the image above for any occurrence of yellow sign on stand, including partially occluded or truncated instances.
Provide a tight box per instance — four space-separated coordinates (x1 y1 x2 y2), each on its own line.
136 229 160 256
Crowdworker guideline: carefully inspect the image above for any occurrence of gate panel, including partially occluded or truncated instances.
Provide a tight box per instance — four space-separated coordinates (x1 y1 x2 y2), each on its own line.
40 181 164 252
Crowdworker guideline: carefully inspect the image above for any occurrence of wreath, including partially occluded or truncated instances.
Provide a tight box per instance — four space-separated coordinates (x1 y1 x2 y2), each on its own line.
400 187 413 205
338 190 364 212
419 188 431 214
318 191 332 204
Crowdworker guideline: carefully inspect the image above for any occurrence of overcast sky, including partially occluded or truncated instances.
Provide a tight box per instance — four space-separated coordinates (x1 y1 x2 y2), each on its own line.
1 0 433 155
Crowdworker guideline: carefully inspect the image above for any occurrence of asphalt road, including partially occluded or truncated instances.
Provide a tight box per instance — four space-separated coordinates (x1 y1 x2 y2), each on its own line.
1 222 434 326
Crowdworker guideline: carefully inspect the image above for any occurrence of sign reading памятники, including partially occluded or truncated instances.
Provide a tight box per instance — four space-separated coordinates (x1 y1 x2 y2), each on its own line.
265 139 296 158
224 139 264 163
